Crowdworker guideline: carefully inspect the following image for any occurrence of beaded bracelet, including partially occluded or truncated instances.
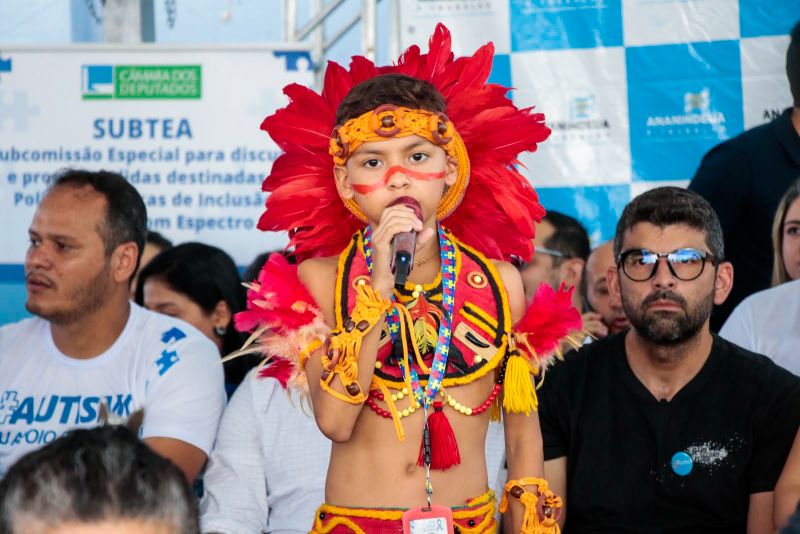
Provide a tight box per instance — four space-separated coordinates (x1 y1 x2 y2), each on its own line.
320 283 391 404
499 477 563 533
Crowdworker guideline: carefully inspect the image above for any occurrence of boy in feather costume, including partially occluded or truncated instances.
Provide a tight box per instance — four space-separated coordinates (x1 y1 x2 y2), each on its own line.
235 24 581 533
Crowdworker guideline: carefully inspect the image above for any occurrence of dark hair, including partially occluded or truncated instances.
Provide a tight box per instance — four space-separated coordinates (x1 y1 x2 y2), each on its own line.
133 243 256 385
146 230 174 251
788 20 800 106
335 74 447 125
50 169 147 274
542 211 591 263
0 426 198 534
772 178 800 285
613 187 724 260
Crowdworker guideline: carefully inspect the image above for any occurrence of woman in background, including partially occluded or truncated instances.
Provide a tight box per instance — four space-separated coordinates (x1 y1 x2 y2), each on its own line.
744 178 800 530
771 178 800 285
134 242 258 396
720 178 800 370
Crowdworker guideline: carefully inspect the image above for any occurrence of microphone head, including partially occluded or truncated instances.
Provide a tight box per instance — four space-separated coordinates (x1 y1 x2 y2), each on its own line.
389 196 423 222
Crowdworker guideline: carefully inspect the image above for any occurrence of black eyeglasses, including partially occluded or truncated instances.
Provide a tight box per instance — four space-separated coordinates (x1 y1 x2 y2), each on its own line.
617 248 716 282
512 246 568 270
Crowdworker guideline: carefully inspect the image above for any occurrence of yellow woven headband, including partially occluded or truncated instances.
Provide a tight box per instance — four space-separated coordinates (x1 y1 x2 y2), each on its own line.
329 105 471 222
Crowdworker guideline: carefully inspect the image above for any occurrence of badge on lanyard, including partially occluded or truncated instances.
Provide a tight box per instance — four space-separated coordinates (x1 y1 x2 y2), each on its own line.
402 505 454 534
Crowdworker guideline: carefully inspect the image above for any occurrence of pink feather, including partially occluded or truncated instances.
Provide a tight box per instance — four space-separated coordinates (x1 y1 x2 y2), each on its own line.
515 283 583 360
234 254 321 334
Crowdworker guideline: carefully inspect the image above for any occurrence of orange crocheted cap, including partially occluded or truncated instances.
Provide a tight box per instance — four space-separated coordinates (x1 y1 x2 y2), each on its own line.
258 23 550 262
329 105 470 222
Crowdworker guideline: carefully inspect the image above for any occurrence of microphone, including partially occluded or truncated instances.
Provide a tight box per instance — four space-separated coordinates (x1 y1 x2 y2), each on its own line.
389 196 422 287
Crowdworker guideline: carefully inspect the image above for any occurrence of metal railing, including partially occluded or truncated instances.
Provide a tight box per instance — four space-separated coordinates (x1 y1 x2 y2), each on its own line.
284 0 381 86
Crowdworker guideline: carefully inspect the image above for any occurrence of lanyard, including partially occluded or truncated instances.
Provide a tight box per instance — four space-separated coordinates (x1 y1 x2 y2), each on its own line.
362 224 456 408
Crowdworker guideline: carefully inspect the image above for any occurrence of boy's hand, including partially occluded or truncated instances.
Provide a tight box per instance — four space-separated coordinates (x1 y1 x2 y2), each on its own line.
369 204 434 295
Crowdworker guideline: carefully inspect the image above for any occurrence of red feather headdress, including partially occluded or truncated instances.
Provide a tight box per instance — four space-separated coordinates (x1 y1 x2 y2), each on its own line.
259 23 550 262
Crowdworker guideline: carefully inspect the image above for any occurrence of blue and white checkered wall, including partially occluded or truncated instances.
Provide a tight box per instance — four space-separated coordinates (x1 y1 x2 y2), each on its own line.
400 0 798 245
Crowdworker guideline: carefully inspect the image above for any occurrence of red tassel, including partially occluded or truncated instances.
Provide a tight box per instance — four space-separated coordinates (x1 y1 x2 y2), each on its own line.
418 401 461 470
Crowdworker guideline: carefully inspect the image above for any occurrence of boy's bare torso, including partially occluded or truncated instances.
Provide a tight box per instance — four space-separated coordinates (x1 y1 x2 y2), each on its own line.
303 254 498 508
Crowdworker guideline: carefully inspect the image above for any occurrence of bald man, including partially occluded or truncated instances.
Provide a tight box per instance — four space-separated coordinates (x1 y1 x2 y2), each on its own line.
582 241 629 339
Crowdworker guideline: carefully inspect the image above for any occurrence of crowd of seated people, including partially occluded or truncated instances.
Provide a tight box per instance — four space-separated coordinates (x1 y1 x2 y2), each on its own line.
3 168 799 534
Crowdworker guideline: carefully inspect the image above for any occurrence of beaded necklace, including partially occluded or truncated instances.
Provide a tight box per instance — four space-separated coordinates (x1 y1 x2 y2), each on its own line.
362 224 456 408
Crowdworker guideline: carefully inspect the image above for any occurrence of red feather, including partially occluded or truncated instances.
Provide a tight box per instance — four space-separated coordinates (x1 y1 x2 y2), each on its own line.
322 61 354 107
422 24 454 80
515 283 582 360
349 55 380 82
257 357 293 388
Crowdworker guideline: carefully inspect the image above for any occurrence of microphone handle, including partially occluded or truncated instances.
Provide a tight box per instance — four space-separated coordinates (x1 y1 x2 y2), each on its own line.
391 231 416 286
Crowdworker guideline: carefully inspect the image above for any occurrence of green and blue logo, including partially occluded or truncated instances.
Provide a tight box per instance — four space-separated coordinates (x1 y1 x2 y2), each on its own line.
82 64 202 100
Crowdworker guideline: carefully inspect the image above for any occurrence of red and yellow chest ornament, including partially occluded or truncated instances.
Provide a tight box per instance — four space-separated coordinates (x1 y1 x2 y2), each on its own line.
233 238 582 465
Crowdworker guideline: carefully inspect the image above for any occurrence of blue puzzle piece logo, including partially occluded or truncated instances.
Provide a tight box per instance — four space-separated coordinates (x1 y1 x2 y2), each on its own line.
155 349 180 376
0 55 11 73
0 391 20 424
273 51 313 72
161 327 186 344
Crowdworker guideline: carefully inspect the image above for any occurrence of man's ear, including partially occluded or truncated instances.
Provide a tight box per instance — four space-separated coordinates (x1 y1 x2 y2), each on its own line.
444 156 458 187
333 165 353 200
560 258 585 290
607 265 622 302
111 242 139 284
713 261 734 306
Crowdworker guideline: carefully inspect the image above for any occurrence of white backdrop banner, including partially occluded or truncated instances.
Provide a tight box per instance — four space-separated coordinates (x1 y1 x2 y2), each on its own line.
0 44 312 266
398 0 796 245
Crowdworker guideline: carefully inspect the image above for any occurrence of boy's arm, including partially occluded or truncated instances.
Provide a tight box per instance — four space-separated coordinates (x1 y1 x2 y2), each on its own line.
299 258 384 443
503 410 546 533
299 204 435 443
544 457 567 528
495 261 550 533
497 261 574 532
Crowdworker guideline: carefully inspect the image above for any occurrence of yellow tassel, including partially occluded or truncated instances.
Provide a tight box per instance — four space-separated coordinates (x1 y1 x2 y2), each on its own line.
503 355 538 416
375 379 406 442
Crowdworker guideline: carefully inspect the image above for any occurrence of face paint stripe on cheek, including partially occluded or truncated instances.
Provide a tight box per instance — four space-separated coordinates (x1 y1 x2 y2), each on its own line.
350 165 447 195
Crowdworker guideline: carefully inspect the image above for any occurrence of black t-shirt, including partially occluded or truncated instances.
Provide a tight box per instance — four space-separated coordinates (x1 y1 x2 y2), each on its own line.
689 108 800 331
538 332 800 534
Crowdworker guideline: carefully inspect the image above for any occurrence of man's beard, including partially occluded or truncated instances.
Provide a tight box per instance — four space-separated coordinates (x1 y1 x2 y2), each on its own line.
622 287 714 347
27 264 112 326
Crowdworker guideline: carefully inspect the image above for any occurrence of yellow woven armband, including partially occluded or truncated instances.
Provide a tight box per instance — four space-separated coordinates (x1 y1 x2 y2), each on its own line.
499 477 562 534
320 283 391 404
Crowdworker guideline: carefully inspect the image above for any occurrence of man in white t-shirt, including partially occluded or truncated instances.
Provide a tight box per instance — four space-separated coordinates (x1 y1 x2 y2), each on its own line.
720 278 800 375
0 169 226 481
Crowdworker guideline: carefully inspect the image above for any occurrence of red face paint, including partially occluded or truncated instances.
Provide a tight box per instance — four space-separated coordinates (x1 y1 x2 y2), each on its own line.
351 165 446 195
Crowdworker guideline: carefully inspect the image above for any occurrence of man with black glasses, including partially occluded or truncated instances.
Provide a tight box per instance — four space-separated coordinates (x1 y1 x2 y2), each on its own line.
537 187 800 533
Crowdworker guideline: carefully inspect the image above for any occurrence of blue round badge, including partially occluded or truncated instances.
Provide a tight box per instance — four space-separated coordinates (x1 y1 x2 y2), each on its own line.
671 451 693 476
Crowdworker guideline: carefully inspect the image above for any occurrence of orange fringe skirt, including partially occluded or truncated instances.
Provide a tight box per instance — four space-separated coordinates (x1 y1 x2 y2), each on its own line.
310 489 497 533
